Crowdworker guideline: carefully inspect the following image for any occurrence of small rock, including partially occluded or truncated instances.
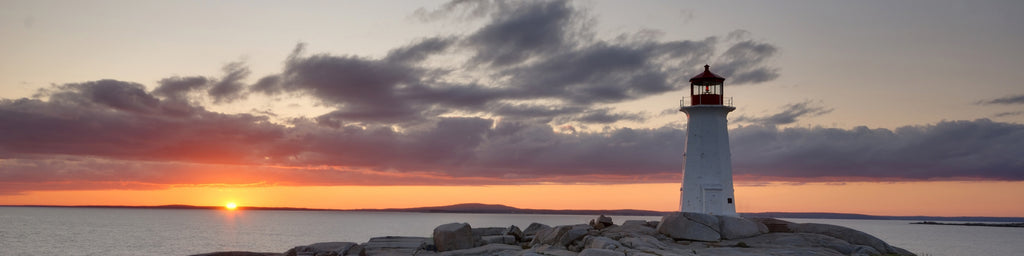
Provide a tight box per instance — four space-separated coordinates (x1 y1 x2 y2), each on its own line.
597 215 613 226
505 225 524 241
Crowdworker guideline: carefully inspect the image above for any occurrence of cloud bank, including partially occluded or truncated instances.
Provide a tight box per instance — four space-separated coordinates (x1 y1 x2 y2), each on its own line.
1 0 1021 194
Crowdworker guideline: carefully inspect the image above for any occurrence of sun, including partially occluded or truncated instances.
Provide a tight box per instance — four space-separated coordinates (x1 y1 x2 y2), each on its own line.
225 202 238 210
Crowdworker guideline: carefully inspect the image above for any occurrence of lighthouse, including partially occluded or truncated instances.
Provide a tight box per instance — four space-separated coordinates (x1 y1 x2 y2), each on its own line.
679 65 737 216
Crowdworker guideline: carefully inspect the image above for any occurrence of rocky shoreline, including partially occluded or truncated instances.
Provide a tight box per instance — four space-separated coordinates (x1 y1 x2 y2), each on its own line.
193 213 915 256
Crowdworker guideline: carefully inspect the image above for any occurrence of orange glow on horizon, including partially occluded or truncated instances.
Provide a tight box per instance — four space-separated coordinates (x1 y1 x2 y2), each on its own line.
225 202 238 210
1 181 1021 217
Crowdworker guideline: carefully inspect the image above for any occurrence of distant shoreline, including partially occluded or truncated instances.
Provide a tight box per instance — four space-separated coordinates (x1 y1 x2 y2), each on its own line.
3 203 1022 223
911 221 1024 228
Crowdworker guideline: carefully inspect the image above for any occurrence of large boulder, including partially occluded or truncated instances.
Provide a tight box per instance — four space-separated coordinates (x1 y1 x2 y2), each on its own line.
285 242 364 256
433 223 474 252
718 215 767 240
657 212 721 242
788 223 913 255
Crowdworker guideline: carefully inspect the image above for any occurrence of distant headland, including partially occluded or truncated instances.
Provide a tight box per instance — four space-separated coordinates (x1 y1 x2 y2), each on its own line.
910 221 1024 228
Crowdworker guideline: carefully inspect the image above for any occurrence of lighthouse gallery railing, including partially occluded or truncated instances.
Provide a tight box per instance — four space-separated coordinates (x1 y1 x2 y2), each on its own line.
680 97 733 109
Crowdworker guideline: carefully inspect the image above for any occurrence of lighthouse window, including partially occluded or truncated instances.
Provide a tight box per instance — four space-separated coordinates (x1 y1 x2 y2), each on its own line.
727 198 733 204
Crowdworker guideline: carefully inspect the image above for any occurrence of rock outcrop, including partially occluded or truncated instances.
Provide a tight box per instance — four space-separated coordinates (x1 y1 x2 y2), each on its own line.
196 214 916 256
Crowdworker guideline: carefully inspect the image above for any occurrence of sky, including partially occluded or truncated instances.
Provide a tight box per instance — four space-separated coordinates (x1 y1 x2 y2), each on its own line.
1 0 1022 217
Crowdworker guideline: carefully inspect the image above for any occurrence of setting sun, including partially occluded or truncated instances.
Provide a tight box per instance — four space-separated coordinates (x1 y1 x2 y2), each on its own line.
225 202 238 210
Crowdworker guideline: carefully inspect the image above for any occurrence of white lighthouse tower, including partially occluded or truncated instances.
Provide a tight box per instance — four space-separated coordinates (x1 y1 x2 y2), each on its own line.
679 65 737 216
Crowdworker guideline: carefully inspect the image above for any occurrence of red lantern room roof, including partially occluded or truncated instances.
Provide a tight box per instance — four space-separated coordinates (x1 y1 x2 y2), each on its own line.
689 65 725 84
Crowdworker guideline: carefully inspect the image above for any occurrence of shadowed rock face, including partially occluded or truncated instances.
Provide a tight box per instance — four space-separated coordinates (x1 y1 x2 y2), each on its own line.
656 212 722 241
197 215 916 256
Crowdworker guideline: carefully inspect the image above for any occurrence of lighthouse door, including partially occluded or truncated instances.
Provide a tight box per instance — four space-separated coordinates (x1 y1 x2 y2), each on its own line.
701 184 723 214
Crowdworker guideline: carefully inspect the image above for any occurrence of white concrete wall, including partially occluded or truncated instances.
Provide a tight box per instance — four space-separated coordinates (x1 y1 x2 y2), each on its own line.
679 105 737 216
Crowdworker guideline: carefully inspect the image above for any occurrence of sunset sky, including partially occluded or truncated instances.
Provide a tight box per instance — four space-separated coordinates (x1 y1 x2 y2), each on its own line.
1 0 1022 217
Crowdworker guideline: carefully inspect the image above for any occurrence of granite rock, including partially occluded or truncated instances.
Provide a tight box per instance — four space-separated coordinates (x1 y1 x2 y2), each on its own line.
432 223 474 252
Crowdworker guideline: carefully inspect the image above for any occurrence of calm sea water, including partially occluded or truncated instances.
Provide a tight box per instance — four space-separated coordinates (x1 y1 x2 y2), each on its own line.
1 207 1021 256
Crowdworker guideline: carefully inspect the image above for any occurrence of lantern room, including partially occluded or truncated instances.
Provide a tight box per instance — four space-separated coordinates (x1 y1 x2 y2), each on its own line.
689 65 725 105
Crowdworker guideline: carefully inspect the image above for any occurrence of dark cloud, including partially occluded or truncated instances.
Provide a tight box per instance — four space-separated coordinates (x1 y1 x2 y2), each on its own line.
249 1 777 126
976 94 1024 105
4 86 1023 194
487 103 585 122
208 62 251 104
0 0 799 194
249 74 282 95
994 111 1024 117
463 0 582 66
385 37 457 63
731 119 1024 181
153 76 210 100
275 45 422 122
51 80 157 112
713 40 780 84
734 100 833 126
556 108 646 124
0 80 293 164
502 42 706 104
412 0 496 22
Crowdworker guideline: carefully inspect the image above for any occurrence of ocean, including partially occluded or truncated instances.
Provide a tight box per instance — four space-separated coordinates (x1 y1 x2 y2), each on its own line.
1 207 1021 256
